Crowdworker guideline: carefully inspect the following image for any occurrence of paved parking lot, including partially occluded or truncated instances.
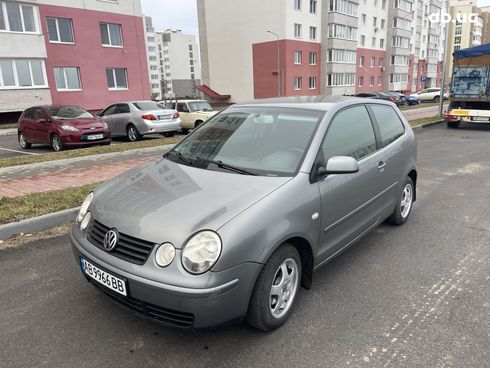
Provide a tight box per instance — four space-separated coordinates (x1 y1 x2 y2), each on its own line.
1 124 489 368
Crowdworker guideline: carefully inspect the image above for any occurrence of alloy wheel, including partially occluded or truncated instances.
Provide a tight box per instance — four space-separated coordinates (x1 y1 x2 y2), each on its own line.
269 258 299 319
400 183 413 218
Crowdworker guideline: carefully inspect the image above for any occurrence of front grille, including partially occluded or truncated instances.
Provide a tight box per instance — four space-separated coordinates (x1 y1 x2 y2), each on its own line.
87 220 155 265
88 278 195 327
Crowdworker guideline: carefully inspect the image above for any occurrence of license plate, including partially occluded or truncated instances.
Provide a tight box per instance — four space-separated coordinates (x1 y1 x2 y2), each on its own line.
472 116 490 121
87 134 104 140
80 257 127 296
158 115 171 120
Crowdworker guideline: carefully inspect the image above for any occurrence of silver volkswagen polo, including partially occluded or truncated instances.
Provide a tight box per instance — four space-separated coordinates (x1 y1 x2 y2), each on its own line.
71 96 417 331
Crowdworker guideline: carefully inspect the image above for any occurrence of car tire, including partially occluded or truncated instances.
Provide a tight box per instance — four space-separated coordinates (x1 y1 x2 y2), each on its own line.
163 131 175 137
51 134 64 152
18 133 32 149
194 120 203 129
126 124 141 142
447 121 461 129
181 128 190 134
247 244 302 332
387 177 414 226
433 96 440 103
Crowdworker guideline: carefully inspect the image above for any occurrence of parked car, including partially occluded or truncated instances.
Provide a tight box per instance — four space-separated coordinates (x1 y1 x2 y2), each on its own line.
71 96 417 331
388 92 421 106
18 105 111 152
410 88 448 102
97 101 181 142
163 99 218 132
354 92 403 106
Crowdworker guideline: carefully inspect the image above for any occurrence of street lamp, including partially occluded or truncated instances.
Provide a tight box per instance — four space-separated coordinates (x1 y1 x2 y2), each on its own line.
267 30 282 97
439 1 451 117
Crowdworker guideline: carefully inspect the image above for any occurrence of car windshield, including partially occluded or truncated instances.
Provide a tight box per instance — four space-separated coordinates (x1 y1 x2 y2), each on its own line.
133 102 167 111
165 107 324 176
48 106 93 119
188 101 213 112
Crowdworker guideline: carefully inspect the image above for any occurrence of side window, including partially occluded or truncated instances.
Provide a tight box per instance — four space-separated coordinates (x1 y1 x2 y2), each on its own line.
116 104 130 113
322 105 377 162
103 105 117 116
176 103 188 113
34 108 48 120
24 108 35 120
370 105 405 148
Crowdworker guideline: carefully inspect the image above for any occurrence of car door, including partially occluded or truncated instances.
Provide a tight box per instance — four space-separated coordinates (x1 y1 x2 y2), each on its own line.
315 105 387 265
100 105 118 135
33 107 50 144
418 89 428 101
177 102 192 129
114 103 132 135
21 108 36 142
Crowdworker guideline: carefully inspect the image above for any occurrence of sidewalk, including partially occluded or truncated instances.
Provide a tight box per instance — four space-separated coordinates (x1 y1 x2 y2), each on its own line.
0 144 173 198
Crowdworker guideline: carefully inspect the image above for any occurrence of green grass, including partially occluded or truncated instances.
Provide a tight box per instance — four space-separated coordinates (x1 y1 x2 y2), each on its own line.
408 115 443 127
0 123 17 129
0 183 100 224
0 136 181 169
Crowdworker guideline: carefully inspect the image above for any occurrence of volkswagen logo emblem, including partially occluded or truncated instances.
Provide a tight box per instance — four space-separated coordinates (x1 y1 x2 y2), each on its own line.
103 229 118 251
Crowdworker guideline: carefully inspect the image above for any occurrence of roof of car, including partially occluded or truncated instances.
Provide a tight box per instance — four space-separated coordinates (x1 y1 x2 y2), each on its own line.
237 95 360 111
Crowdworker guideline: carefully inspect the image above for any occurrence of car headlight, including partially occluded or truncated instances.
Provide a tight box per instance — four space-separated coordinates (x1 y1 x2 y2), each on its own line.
80 212 91 231
155 243 176 267
102 121 109 129
181 231 222 274
77 192 94 223
60 124 79 132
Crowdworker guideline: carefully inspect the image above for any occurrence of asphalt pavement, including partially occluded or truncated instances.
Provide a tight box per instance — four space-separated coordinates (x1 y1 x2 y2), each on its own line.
1 123 489 368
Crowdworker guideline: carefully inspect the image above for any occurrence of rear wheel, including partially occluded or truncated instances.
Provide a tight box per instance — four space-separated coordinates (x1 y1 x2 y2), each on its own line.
447 121 460 129
247 244 301 331
162 131 175 137
126 124 141 142
194 120 203 129
433 96 440 103
387 177 414 225
51 134 64 152
18 133 32 149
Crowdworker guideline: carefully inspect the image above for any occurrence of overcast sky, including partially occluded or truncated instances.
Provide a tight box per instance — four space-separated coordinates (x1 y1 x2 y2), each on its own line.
141 0 490 40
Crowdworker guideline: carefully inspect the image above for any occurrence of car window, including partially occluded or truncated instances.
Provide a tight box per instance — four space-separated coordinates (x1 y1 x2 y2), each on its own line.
322 105 377 162
24 108 35 120
102 105 117 116
428 89 439 93
34 108 48 121
132 102 166 111
48 106 93 119
116 104 130 113
176 103 189 113
369 105 405 148
419 89 428 94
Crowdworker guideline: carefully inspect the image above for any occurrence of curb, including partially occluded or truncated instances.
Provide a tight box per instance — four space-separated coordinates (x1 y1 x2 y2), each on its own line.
412 119 444 131
0 207 79 241
0 128 16 136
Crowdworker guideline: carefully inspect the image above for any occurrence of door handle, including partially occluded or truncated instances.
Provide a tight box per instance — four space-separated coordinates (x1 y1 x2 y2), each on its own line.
378 161 386 172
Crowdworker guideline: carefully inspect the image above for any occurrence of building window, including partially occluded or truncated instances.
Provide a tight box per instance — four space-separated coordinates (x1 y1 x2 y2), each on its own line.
329 0 359 17
294 76 302 90
54 67 81 91
378 57 383 67
369 76 374 86
0 2 37 33
294 23 302 38
361 14 366 25
360 35 365 46
358 76 363 86
378 75 382 85
394 0 412 12
381 19 385 29
455 27 462 35
454 36 461 44
359 56 364 67
100 23 123 47
189 44 193 50
382 0 386 9
309 26 317 40
327 73 355 86
294 51 302 64
47 18 74 43
148 46 156 52
106 67 127 89
392 36 410 48
309 52 317 65
150 66 157 70
309 76 316 89
0 59 47 88
147 36 154 42
454 45 460 51
189 52 194 58
391 55 409 65
328 49 356 63
389 73 408 83
328 23 357 41
370 57 375 67
372 37 376 47
379 38 384 48
191 73 195 79
393 17 411 30
190 66 194 72
373 17 377 27
294 0 302 10
310 0 317 13
149 56 157 61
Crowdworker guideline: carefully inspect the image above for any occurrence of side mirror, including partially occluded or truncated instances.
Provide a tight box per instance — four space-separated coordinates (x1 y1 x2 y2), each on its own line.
96 111 102 117
325 156 359 175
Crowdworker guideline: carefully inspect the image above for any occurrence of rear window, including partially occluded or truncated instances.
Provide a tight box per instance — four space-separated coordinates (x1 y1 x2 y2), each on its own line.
133 102 167 111
370 105 405 147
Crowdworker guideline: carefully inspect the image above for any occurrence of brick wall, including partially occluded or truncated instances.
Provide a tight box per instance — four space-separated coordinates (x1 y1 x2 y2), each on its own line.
0 89 52 113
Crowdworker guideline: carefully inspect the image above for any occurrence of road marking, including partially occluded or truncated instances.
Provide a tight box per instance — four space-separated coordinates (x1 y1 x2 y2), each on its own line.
0 147 40 155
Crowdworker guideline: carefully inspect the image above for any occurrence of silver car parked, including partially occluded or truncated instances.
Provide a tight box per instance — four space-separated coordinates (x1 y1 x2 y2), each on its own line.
97 101 181 141
71 96 417 331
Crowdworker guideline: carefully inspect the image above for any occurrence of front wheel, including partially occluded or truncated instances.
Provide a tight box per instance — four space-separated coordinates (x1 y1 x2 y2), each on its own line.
433 96 440 103
447 121 460 129
162 131 175 137
18 133 32 149
387 177 414 225
247 244 301 331
126 124 141 142
51 134 64 152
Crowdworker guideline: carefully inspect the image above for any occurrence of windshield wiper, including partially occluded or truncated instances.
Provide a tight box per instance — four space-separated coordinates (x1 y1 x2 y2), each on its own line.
200 158 257 175
164 151 193 166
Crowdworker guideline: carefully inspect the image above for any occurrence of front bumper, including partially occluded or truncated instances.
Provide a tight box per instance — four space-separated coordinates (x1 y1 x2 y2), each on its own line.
140 119 181 135
70 226 261 329
61 131 111 146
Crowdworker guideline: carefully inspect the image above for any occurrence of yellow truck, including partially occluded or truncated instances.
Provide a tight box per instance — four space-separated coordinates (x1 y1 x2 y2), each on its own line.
445 44 490 128
162 100 218 132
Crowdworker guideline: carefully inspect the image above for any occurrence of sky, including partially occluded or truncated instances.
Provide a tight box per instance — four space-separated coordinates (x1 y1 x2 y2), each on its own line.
141 0 199 37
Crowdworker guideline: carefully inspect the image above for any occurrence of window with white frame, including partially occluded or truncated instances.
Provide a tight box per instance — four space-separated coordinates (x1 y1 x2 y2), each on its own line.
358 76 363 86
378 76 382 85
294 0 302 10
370 57 375 67
0 2 38 33
379 38 384 48
381 19 385 29
378 57 383 67
0 59 47 88
309 52 317 65
327 73 355 86
294 23 302 38
361 14 366 25
100 23 122 47
47 18 74 43
392 36 410 48
294 51 302 64
393 17 411 30
455 27 461 35
309 26 317 40
327 49 356 63
372 37 376 47
150 65 157 70
373 17 377 27
329 0 359 16
391 55 409 65
309 76 316 89
360 35 365 46
369 76 374 86
328 24 357 41
54 67 81 91
294 76 302 90
394 0 412 12
106 67 127 89
310 0 317 13
389 73 408 83
359 55 364 67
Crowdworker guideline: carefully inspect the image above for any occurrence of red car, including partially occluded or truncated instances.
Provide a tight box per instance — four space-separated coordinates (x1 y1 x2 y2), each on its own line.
18 105 111 152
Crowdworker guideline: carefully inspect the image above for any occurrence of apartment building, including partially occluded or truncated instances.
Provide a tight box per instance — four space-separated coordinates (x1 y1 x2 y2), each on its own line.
144 16 160 98
0 0 150 116
444 0 488 83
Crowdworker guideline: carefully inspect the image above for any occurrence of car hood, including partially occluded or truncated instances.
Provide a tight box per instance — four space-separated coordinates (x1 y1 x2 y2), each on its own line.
55 118 105 130
91 158 291 247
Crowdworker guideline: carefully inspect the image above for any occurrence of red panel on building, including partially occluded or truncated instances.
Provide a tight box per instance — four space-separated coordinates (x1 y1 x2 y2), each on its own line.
39 5 151 111
355 48 386 93
416 59 428 91
252 40 321 99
